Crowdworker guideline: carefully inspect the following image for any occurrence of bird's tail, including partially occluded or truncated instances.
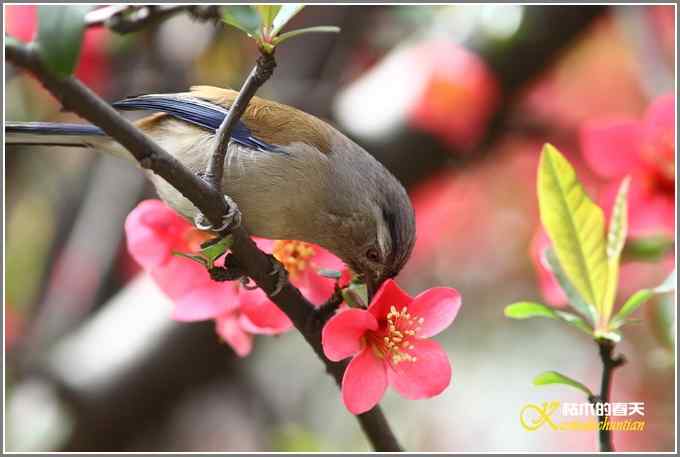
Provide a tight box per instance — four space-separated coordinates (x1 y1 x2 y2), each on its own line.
5 122 131 160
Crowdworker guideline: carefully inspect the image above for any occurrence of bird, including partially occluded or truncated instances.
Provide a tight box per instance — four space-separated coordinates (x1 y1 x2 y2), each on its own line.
6 85 416 295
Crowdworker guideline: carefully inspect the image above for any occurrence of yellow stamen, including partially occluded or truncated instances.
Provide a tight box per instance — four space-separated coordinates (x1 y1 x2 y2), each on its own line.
372 303 427 366
272 240 316 279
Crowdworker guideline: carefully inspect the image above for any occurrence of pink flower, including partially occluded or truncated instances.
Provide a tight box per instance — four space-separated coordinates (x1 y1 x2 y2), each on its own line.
211 284 292 357
408 41 500 151
125 200 238 320
322 279 461 414
581 94 675 238
125 200 345 356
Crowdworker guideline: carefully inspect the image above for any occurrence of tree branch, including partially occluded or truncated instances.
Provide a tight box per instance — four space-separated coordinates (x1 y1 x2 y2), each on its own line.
6 39 401 452
588 339 626 452
203 52 276 191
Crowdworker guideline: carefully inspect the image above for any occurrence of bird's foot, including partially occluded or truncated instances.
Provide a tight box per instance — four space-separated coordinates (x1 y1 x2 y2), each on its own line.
193 195 242 234
267 255 288 297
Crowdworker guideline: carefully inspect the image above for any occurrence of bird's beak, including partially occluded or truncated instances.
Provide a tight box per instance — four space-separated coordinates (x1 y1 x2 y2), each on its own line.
363 271 383 304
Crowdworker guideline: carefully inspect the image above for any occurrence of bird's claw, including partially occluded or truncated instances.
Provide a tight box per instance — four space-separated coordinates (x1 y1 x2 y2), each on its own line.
268 256 288 297
193 195 242 233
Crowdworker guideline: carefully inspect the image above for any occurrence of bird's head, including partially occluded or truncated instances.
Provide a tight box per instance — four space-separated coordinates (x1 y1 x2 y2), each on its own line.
349 192 416 299
321 140 416 299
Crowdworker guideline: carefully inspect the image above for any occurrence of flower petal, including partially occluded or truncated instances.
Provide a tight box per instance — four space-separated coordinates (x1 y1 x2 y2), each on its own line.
643 93 675 139
125 200 184 269
408 287 462 338
311 245 346 272
368 279 413 320
388 339 451 400
297 270 337 307
641 94 675 178
253 237 275 252
150 256 213 300
215 314 253 357
322 309 378 361
125 225 171 269
580 119 643 179
240 287 293 333
342 348 388 415
238 313 289 335
171 283 239 322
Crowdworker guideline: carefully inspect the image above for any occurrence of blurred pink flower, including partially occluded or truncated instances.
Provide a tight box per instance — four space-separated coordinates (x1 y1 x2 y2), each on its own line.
211 285 291 357
524 17 646 130
125 200 345 356
322 279 461 414
581 94 675 238
408 41 500 151
6 5 111 94
125 200 237 321
530 229 569 307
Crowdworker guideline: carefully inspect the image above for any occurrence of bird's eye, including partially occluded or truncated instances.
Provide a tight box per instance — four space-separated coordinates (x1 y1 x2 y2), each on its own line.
366 247 380 263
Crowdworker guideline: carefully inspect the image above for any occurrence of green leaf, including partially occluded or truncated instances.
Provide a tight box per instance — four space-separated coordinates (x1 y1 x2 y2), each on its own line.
610 289 653 328
504 302 557 319
602 176 630 322
172 251 208 268
533 371 593 397
221 5 261 36
36 6 89 77
545 249 597 323
271 4 305 36
538 144 608 315
200 236 233 267
504 302 593 334
554 311 593 335
255 5 281 30
273 26 341 45
622 236 674 262
606 177 630 261
610 269 676 328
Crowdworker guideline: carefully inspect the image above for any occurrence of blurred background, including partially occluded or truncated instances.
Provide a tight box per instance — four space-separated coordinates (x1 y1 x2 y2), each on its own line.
4 4 675 452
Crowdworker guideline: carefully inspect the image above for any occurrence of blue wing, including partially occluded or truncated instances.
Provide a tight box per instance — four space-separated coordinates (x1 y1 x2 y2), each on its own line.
112 95 283 154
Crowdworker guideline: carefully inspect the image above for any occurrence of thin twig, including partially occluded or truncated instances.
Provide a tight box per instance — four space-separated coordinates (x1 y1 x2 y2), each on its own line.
588 339 626 452
203 52 276 191
6 39 402 452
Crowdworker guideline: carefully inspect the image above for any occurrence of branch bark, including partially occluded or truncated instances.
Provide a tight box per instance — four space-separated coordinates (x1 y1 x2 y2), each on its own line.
204 52 276 191
588 339 626 452
6 40 401 452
